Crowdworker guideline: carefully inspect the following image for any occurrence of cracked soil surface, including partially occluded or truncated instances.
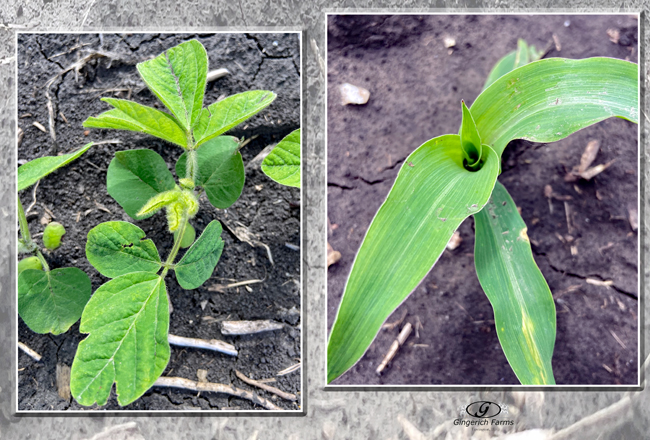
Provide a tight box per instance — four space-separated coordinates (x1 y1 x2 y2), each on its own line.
327 15 638 385
17 33 301 410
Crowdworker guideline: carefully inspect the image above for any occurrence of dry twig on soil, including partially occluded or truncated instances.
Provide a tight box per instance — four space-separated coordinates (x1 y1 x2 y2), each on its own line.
18 341 42 362
221 320 284 335
376 322 413 375
168 334 238 356
235 370 297 401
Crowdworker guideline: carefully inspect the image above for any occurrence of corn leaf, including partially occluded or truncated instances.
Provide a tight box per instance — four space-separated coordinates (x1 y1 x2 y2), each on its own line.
18 268 91 335
175 220 224 290
261 128 301 188
474 182 556 384
107 149 177 219
459 101 482 167
70 272 169 406
194 91 276 147
327 135 500 383
84 98 188 147
472 57 638 157
482 39 540 91
18 142 94 191
136 40 207 131
86 221 162 278
176 136 244 209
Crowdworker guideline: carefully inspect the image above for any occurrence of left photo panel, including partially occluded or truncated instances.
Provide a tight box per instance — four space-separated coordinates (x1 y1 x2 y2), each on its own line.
16 33 302 411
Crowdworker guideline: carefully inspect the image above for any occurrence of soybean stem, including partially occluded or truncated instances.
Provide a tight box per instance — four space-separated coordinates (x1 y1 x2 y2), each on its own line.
161 213 188 278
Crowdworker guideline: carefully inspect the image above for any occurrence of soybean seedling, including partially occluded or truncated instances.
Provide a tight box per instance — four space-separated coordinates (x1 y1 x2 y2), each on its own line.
69 40 278 406
17 143 94 335
327 45 638 385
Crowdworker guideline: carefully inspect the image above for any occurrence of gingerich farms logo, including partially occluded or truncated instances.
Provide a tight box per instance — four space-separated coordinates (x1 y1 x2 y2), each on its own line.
454 401 514 428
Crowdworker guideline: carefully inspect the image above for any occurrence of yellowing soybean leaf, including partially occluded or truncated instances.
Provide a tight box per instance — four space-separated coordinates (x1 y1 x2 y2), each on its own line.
474 181 556 385
18 268 91 335
473 57 638 157
70 272 169 406
176 136 244 209
175 220 224 289
261 128 301 188
83 98 188 147
18 142 94 191
107 149 176 219
327 135 500 383
194 91 276 147
137 40 207 130
86 221 162 278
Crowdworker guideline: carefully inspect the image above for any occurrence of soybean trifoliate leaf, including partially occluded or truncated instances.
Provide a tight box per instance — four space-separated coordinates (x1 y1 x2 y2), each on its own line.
107 149 176 219
86 221 162 278
83 98 188 147
175 220 224 289
136 188 181 218
474 181 556 385
70 272 169 406
472 57 638 157
18 268 91 335
261 128 301 188
18 142 94 191
176 136 244 209
459 101 482 168
194 91 276 147
327 135 500 383
136 40 207 131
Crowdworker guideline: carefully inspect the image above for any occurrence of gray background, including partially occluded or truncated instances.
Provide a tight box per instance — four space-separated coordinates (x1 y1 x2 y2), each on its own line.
0 2 648 440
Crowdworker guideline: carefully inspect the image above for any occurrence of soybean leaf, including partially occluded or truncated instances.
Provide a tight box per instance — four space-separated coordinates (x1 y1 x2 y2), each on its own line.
474 181 556 385
84 98 188 147
459 102 482 167
18 268 91 335
472 57 639 157
327 135 500 383
107 149 176 219
175 220 224 289
176 136 244 209
86 221 162 278
18 142 94 191
261 128 301 188
70 272 169 406
482 39 540 91
137 39 207 131
194 91 276 147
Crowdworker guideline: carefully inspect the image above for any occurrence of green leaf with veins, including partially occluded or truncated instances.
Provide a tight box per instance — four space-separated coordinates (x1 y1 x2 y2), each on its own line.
327 135 500 383
83 98 188 147
18 268 91 335
176 136 244 209
482 39 540 91
18 142 94 191
474 181 556 385
194 91 277 147
175 220 224 290
459 101 482 168
262 128 301 188
107 149 177 219
70 272 169 406
136 39 207 131
86 221 162 278
472 57 638 158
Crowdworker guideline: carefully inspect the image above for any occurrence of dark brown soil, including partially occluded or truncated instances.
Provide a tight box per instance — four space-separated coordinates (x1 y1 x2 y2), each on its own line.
327 15 638 385
17 33 301 410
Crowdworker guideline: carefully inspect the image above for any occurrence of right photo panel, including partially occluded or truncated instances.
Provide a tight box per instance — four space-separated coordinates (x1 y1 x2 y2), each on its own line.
326 14 639 386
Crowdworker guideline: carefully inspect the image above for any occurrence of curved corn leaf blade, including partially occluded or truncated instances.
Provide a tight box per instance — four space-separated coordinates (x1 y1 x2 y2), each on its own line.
261 128 301 188
107 149 176 219
175 220 224 289
194 91 276 147
459 101 482 167
18 267 91 335
86 221 162 278
472 57 638 157
70 272 169 406
18 142 94 191
327 135 500 383
83 98 188 148
482 39 540 91
474 181 556 385
176 136 244 209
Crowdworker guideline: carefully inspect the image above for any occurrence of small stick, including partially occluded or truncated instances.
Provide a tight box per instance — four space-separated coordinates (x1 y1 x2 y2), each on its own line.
376 322 413 375
32 121 46 133
382 309 407 331
18 341 42 362
235 370 297 401
154 376 281 410
168 334 238 356
277 363 300 376
207 68 229 82
221 320 284 335
564 201 574 234
25 180 40 214
586 278 613 288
